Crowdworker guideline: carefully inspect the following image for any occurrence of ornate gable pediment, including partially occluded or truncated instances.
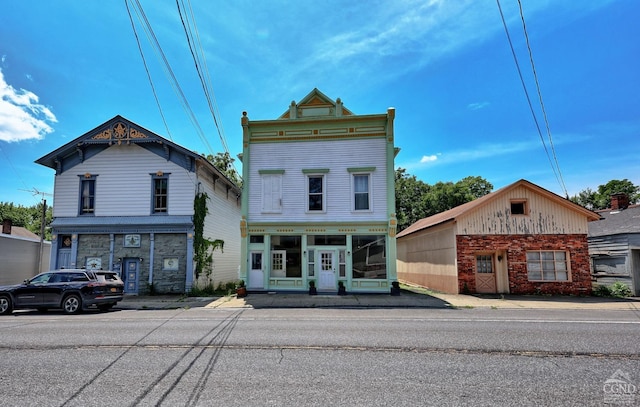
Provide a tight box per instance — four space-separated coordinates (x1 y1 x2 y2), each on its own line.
279 88 353 119
84 119 151 146
35 115 201 174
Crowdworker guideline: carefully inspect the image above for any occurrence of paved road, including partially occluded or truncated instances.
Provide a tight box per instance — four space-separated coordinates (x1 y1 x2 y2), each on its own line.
0 307 638 406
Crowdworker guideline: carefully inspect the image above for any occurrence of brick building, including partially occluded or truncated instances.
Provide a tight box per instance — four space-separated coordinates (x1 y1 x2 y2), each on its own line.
396 179 600 295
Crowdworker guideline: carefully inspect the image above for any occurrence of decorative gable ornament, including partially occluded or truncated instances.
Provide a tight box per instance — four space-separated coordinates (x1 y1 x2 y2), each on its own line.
91 121 149 145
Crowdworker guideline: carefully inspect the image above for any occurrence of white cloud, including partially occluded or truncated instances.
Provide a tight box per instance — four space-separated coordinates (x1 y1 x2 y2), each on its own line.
420 154 439 163
468 102 490 110
0 68 57 142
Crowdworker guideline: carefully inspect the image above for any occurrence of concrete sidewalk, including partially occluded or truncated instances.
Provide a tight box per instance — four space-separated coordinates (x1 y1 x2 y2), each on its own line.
117 289 640 311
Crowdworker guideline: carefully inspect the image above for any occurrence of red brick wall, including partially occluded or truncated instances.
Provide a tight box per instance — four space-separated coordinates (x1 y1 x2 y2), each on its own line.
456 234 592 295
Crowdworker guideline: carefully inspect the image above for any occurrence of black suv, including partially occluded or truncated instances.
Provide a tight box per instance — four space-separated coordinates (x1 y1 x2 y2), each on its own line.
0 269 124 315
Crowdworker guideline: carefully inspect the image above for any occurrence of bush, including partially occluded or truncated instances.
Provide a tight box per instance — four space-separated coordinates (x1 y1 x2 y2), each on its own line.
189 282 216 297
610 281 632 298
592 284 611 297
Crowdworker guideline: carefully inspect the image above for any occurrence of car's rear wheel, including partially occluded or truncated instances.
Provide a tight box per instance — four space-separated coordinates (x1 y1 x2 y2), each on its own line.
62 294 82 314
0 296 12 315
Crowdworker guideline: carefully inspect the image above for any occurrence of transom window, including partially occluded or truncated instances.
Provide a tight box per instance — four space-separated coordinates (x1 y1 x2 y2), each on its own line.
526 251 569 281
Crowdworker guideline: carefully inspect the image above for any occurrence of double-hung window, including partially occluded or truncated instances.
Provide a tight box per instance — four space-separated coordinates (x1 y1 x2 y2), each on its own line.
348 167 375 211
526 251 569 281
79 175 96 215
152 174 169 213
303 169 329 212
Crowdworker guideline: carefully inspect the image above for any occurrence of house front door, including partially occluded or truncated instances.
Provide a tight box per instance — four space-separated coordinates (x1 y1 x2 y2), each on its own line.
475 254 496 293
57 249 72 269
123 258 139 294
248 251 264 289
318 250 336 291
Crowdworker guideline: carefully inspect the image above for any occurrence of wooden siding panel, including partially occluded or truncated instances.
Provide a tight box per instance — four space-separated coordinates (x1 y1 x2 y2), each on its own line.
456 185 589 235
200 179 242 285
589 234 630 257
248 138 388 222
52 144 196 217
396 224 459 293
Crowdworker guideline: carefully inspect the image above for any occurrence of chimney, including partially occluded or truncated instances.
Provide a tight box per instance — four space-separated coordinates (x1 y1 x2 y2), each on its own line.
2 219 12 235
611 193 629 210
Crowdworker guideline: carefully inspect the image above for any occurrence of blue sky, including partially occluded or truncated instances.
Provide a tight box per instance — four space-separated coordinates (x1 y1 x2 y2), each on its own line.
1 0 638 207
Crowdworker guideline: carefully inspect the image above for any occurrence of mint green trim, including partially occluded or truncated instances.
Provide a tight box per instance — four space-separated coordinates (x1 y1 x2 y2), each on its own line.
258 169 285 174
347 167 376 173
302 168 330 174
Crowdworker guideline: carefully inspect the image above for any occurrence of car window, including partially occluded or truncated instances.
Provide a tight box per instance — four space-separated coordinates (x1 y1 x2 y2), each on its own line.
70 273 90 282
96 273 119 282
29 273 52 284
48 274 62 283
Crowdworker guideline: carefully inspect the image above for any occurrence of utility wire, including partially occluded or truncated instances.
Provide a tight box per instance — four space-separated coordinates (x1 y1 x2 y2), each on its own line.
496 0 566 197
127 0 216 157
124 0 173 141
517 0 568 198
176 0 239 177
185 0 230 154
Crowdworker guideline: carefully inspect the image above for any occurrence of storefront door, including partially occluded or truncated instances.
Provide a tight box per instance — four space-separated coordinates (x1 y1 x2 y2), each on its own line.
318 250 336 290
248 251 265 289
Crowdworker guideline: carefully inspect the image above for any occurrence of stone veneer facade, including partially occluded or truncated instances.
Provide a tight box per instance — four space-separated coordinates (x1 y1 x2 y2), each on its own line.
456 234 592 295
77 233 187 294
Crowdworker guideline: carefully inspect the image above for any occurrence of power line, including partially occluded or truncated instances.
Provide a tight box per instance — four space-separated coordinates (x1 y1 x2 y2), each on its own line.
125 0 217 157
176 0 239 175
516 0 568 198
124 0 173 141
496 0 568 197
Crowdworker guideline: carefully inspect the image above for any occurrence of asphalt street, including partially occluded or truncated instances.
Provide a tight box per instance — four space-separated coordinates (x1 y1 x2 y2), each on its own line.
0 306 638 406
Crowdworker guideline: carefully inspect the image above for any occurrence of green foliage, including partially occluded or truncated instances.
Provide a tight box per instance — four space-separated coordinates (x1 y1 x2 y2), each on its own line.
592 284 611 297
570 179 639 210
0 201 53 240
395 169 493 232
593 282 632 298
188 281 237 297
193 192 224 280
202 151 242 187
394 168 430 232
610 281 632 298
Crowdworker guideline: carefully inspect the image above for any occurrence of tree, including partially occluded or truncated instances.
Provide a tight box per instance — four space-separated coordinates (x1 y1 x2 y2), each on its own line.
395 168 430 231
394 169 493 232
0 202 52 240
570 188 598 210
203 152 242 187
570 179 639 210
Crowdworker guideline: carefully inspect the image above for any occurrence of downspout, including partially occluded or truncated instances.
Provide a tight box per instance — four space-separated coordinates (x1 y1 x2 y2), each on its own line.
148 233 155 288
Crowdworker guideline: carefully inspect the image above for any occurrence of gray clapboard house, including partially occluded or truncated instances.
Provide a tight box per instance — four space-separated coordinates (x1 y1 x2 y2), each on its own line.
588 193 640 295
35 115 241 294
